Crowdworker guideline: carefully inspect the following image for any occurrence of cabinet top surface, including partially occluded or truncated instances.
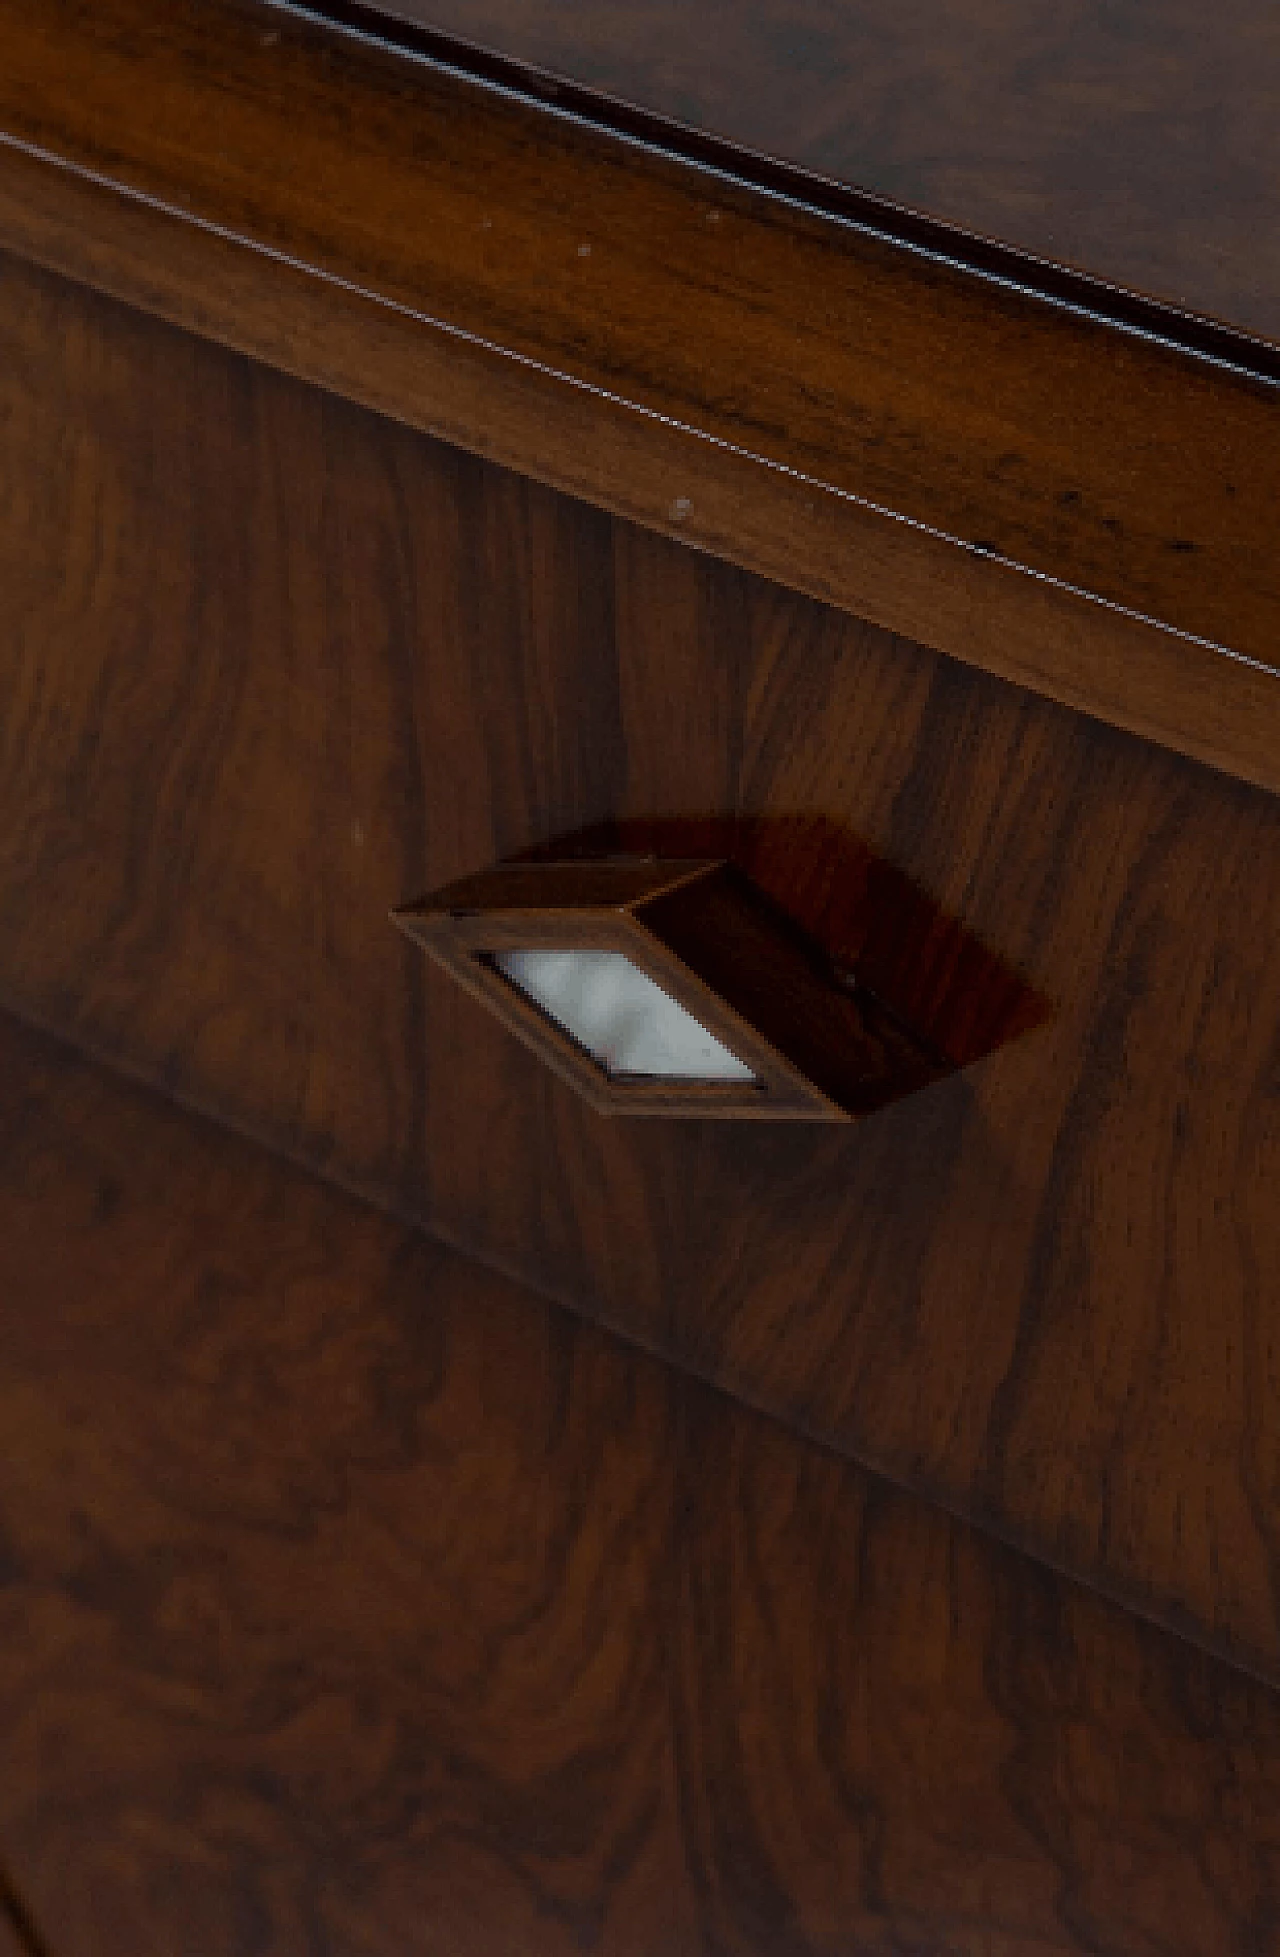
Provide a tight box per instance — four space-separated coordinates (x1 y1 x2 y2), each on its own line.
363 0 1280 348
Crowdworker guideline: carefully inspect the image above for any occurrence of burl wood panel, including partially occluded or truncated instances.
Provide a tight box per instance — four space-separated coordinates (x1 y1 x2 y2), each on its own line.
3 253 1280 1682
0 1015 682 1957
4 1008 1280 1955
381 0 1280 345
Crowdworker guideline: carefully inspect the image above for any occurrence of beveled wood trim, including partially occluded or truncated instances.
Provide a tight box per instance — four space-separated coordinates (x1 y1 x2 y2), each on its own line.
3 0 1280 797
284 0 1280 374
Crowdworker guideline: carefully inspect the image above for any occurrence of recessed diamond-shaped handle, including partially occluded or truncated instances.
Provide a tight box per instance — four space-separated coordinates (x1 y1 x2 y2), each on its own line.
394 855 947 1122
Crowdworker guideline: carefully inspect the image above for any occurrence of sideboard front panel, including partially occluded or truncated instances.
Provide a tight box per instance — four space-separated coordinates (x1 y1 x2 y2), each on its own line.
3 252 1279 1679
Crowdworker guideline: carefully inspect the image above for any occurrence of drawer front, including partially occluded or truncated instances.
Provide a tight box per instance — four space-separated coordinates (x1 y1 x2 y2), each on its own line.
5 1011 1280 1957
2 252 1279 1677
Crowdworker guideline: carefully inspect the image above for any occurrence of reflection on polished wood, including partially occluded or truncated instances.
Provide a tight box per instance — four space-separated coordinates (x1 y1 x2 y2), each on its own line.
3 1009 1280 1955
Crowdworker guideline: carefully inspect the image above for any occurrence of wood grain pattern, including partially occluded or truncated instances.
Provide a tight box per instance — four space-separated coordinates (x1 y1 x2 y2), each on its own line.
374 0 1280 346
676 1387 1280 1957
4 0 1280 796
4 253 1280 1683
5 1008 1280 1955
0 1013 683 1957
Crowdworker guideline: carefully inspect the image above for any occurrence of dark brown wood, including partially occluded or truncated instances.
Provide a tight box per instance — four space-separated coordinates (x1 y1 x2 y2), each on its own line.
6 1006 1280 1955
395 858 947 1121
676 1386 1280 1957
4 0 1280 794
0 1907 33 1957
0 1878 47 1957
639 861 953 1116
5 156 1280 812
368 0 1280 347
0 1013 684 1957
4 253 1280 1684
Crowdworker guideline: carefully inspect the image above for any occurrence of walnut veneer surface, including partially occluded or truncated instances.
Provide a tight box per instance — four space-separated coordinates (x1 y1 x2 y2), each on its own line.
4 1007 1280 1955
5 10 1280 1945
3 250 1280 1687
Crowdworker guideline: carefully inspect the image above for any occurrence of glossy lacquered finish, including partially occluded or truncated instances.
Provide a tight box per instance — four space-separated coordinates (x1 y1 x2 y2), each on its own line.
3 4 1280 1949
5 1009 1280 1957
370 0 1280 346
4 0 1280 796
2 254 1280 1684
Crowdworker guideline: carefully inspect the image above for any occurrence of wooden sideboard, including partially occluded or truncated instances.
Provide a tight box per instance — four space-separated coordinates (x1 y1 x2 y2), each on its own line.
3 3 1280 1952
